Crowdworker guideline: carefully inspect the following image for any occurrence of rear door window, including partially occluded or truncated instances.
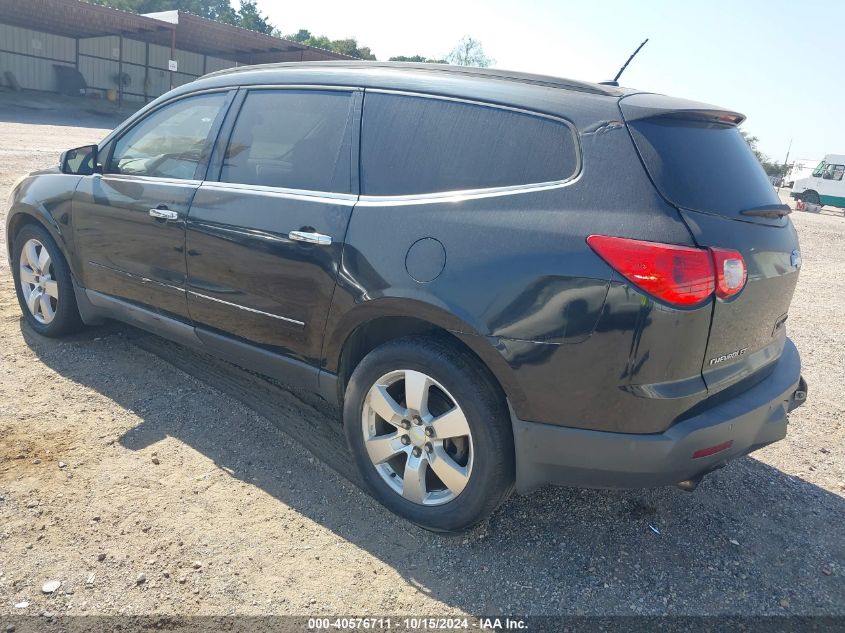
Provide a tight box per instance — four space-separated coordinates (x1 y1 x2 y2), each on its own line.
220 89 354 193
627 118 782 217
361 92 578 196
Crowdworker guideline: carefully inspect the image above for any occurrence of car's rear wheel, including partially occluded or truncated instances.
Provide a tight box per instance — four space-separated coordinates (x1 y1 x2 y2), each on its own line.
12 223 82 337
802 190 821 205
343 336 514 532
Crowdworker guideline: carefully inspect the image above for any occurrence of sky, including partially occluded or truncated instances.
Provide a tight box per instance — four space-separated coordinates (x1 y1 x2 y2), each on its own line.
256 0 844 163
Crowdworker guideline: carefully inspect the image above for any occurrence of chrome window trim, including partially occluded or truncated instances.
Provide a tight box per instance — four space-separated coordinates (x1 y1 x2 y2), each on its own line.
357 88 583 205
98 85 582 206
238 84 362 92
201 181 357 205
366 87 579 127
356 177 582 207
188 291 305 327
98 174 202 187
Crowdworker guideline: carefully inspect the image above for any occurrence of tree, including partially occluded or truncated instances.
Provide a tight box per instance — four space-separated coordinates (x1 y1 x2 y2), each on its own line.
446 36 494 67
740 129 767 164
285 29 313 43
227 0 273 34
740 129 786 178
282 31 376 59
388 55 447 64
330 38 376 60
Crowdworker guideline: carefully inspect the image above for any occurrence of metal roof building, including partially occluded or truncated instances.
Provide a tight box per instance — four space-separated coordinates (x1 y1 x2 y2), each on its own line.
0 0 350 104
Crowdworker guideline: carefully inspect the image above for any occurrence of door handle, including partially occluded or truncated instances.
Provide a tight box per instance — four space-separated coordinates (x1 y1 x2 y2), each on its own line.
289 230 331 246
149 207 178 220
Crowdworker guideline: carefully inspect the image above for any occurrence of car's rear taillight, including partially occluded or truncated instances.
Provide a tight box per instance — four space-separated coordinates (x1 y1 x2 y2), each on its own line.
587 236 750 307
710 248 747 299
587 235 715 307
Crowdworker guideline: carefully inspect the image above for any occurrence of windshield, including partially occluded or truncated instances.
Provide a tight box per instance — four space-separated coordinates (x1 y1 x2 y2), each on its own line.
628 117 782 217
812 161 827 177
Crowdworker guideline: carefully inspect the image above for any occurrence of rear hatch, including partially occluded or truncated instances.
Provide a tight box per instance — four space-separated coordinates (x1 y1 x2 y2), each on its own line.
620 93 801 394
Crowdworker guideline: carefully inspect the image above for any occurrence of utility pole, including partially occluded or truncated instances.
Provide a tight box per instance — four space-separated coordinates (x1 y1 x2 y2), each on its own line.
778 138 792 192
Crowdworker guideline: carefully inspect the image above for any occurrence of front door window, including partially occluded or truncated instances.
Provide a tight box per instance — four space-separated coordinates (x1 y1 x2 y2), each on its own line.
109 93 227 180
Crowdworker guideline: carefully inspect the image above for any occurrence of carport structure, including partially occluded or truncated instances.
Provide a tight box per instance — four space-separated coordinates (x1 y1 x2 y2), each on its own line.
0 0 349 103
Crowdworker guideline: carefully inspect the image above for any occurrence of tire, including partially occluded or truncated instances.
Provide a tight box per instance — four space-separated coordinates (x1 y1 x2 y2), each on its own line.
802 190 820 205
12 223 83 337
343 335 515 532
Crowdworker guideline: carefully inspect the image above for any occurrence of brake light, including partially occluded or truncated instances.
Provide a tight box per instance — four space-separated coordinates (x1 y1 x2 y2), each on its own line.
711 248 747 299
587 236 749 306
586 235 715 306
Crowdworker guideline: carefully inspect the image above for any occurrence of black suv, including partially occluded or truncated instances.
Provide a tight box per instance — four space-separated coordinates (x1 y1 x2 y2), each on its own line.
7 62 807 531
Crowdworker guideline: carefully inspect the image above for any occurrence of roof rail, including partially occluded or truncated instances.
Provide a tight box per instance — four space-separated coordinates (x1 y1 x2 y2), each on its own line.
204 61 624 96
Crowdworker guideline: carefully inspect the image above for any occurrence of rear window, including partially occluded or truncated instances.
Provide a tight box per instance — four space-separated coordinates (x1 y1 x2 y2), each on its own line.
628 118 781 217
361 93 578 196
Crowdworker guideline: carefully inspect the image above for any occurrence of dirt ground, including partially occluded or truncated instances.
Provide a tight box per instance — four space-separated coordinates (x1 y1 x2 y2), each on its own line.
0 94 843 620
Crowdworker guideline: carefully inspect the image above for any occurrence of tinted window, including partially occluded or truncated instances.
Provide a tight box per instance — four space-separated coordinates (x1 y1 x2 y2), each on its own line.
220 90 353 193
361 93 578 196
110 93 226 180
628 118 782 217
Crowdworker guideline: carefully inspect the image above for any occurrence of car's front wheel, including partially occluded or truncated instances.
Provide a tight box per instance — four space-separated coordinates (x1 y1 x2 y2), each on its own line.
12 223 82 337
344 336 514 532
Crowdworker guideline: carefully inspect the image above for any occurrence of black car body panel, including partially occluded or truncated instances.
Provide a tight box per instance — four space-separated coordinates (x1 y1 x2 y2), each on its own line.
72 175 197 320
185 183 353 363
6 62 806 494
512 338 803 493
7 170 79 265
621 94 802 402
680 209 799 393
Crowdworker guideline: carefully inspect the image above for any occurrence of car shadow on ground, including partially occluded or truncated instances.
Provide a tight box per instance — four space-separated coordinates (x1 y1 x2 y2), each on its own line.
20 320 845 615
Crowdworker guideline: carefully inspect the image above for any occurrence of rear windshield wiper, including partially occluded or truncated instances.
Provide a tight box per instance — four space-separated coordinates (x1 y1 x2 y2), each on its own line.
739 204 792 219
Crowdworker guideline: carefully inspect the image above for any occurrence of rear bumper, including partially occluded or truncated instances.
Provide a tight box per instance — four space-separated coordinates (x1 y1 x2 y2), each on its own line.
512 338 806 494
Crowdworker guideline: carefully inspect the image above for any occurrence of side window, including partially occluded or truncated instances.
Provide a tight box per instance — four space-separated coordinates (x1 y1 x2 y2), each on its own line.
109 92 227 180
361 93 578 196
824 164 844 181
812 161 827 177
220 89 354 193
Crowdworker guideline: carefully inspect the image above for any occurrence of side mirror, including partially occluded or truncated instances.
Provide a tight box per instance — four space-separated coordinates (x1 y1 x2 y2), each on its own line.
60 144 99 175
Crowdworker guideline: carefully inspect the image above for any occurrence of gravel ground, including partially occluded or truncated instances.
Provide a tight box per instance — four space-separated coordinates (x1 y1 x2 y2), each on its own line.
0 95 843 619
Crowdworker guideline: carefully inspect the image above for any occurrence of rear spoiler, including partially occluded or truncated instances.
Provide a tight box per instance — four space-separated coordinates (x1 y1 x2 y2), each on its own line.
619 92 745 126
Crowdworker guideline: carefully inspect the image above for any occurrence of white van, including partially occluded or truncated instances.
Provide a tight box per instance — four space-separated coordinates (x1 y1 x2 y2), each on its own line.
783 158 820 188
791 155 845 208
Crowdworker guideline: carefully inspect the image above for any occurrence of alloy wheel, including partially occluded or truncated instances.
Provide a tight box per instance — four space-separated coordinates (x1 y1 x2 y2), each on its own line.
361 369 474 506
19 238 58 325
